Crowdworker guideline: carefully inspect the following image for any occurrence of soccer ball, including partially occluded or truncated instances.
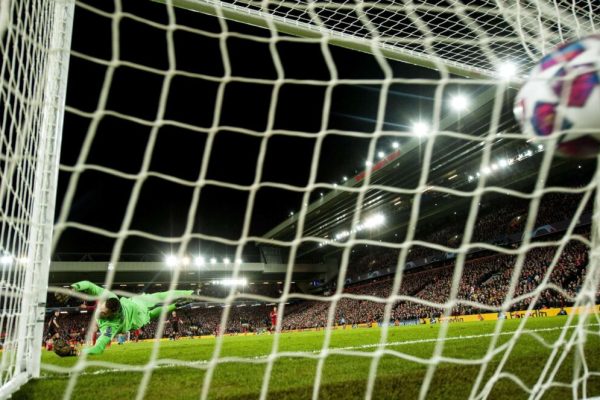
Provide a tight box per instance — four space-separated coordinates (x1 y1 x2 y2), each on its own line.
53 338 75 357
514 35 600 158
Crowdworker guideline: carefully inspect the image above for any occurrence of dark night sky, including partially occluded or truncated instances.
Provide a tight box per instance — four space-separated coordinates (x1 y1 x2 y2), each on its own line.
53 0 502 259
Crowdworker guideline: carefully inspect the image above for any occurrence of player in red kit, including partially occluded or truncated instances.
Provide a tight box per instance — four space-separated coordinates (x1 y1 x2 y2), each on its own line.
269 307 278 333
131 329 141 342
167 311 183 340
45 310 61 351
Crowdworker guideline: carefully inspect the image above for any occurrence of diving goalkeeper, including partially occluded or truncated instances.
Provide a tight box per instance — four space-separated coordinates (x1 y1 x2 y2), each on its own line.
57 280 193 355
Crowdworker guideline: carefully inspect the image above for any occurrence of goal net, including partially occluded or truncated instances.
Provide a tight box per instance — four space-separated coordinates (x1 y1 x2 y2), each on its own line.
1 0 600 399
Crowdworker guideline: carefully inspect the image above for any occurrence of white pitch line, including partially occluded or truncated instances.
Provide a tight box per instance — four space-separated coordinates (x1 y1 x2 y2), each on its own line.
39 323 599 379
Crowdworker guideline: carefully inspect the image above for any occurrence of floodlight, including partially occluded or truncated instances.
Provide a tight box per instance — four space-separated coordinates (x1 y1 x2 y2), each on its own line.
412 121 429 136
498 62 518 80
194 256 205 266
377 151 385 159
499 159 508 168
365 160 373 167
363 213 385 229
0 255 13 266
335 230 350 240
223 257 230 264
181 256 191 266
210 257 217 264
450 94 469 112
217 278 247 287
165 255 178 268
342 176 348 182
392 142 399 149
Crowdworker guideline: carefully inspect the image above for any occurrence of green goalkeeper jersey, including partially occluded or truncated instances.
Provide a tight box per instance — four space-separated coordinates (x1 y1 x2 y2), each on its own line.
71 280 152 355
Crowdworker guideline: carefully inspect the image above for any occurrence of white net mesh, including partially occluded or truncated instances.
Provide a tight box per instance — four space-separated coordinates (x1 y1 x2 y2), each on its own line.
3 0 600 399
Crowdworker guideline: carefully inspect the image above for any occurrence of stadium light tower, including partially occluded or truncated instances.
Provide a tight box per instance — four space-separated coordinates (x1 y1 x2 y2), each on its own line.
450 94 469 112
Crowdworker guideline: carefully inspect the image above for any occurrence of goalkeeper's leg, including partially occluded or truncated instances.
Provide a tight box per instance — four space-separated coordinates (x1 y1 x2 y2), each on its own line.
133 290 194 315
148 304 176 320
136 290 193 305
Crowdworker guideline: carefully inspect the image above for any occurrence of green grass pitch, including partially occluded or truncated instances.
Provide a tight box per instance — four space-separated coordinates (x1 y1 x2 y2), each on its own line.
14 317 600 400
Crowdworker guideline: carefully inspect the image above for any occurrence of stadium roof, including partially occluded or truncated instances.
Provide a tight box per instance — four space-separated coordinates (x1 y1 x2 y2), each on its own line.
261 86 588 261
48 261 331 287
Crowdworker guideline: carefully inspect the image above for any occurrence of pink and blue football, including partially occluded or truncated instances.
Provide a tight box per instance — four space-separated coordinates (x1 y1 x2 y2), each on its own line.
514 35 600 158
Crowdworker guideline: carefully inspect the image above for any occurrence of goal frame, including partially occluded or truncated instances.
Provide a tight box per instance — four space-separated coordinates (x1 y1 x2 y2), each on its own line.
0 0 73 397
156 0 497 79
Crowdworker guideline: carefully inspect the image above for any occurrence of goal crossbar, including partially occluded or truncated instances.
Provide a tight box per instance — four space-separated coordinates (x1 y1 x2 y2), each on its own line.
156 0 600 80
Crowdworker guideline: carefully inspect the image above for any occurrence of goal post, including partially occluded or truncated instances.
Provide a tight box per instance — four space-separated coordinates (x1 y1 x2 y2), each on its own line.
0 0 73 396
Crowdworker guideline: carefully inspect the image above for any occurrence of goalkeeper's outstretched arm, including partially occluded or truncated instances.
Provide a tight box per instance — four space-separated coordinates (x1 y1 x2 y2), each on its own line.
71 280 117 299
84 321 120 355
